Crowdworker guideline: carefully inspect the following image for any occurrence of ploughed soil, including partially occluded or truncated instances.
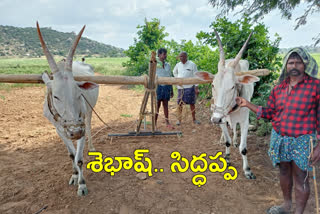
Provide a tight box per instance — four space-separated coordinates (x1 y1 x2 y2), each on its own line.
0 84 319 214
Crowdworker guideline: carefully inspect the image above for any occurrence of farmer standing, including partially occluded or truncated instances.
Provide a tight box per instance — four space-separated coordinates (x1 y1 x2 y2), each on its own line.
173 51 200 125
155 48 174 129
236 48 320 214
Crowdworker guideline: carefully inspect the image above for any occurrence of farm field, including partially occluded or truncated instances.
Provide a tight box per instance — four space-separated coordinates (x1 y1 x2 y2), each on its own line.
0 57 128 90
0 57 129 75
0 56 320 214
0 53 319 75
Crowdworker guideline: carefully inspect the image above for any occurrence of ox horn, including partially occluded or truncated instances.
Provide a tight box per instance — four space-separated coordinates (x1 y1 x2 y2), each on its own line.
36 22 59 74
213 29 225 68
65 25 86 72
232 31 253 68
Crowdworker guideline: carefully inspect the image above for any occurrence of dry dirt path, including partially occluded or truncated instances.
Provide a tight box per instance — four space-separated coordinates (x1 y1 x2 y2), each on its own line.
0 84 318 214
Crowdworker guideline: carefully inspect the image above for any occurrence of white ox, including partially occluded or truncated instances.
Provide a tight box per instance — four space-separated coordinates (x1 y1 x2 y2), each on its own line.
196 30 259 179
37 22 99 196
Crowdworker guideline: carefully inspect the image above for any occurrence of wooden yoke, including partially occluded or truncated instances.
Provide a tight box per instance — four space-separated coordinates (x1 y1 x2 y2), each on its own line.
0 69 270 85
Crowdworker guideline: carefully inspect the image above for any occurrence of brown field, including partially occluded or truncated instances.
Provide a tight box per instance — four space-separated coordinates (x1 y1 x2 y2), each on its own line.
0 84 319 214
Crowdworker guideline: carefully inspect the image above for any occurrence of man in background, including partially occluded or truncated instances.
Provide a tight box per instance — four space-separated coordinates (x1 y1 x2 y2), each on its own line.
173 51 200 125
155 48 174 129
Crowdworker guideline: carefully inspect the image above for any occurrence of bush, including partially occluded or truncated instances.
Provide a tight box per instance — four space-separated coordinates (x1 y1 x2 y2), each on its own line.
123 18 168 76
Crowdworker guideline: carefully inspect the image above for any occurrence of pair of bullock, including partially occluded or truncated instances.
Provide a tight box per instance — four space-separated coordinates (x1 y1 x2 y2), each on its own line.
37 23 259 196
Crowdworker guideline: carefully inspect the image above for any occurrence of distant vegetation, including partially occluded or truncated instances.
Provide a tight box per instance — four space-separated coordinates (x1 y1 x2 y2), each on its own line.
0 25 125 58
0 57 128 75
0 57 128 90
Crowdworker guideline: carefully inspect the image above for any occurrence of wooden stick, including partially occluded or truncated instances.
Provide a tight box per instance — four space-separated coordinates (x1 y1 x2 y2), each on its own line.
136 91 150 134
0 69 271 85
149 52 157 133
311 138 320 214
235 69 270 76
0 74 147 85
136 52 157 134
33 205 48 214
151 92 155 133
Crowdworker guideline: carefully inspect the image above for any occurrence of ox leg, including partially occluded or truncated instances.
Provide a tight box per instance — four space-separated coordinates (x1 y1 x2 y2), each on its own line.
85 111 95 152
56 130 79 186
219 133 225 145
239 120 256 179
220 123 232 166
75 137 88 196
232 123 238 147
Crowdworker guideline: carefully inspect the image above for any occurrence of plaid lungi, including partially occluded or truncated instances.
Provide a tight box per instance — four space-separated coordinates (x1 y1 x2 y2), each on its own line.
269 128 316 171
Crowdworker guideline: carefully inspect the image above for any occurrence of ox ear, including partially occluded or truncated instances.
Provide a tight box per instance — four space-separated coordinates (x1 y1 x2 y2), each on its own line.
77 81 98 90
237 75 260 85
195 71 214 81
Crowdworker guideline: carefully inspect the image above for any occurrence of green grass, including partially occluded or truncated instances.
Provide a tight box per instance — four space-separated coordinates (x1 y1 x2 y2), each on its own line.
0 57 51 74
0 56 129 89
120 114 133 118
312 53 320 65
0 82 44 90
0 57 47 92
0 56 128 75
82 57 128 76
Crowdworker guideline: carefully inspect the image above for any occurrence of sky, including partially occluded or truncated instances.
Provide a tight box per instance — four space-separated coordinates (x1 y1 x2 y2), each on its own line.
0 0 319 50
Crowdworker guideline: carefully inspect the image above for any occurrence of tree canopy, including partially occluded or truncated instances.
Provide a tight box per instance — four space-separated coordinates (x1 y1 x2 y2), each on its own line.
208 0 320 45
123 18 168 76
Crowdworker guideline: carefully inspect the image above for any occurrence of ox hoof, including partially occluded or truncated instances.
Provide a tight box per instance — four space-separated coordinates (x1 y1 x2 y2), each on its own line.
69 175 78 186
224 156 231 166
77 184 88 196
89 147 96 152
244 172 256 180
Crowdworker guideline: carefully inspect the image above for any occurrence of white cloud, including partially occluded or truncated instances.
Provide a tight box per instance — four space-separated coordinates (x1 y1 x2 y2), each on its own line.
0 0 319 49
176 5 192 16
195 6 214 16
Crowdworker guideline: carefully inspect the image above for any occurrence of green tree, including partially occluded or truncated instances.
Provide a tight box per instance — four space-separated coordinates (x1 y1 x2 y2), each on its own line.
208 0 320 45
123 18 168 76
162 39 219 98
163 39 219 75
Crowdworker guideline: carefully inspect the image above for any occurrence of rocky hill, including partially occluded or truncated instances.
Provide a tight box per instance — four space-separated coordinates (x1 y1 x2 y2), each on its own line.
0 25 125 57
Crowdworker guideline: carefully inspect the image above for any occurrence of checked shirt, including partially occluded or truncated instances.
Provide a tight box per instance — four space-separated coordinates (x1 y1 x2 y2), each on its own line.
257 75 320 138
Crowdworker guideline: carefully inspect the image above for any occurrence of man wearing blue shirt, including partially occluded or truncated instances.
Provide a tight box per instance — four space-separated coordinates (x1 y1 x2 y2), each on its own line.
155 48 174 129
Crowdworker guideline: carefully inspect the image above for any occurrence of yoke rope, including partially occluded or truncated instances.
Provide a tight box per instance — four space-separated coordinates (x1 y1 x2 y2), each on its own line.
81 94 114 138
